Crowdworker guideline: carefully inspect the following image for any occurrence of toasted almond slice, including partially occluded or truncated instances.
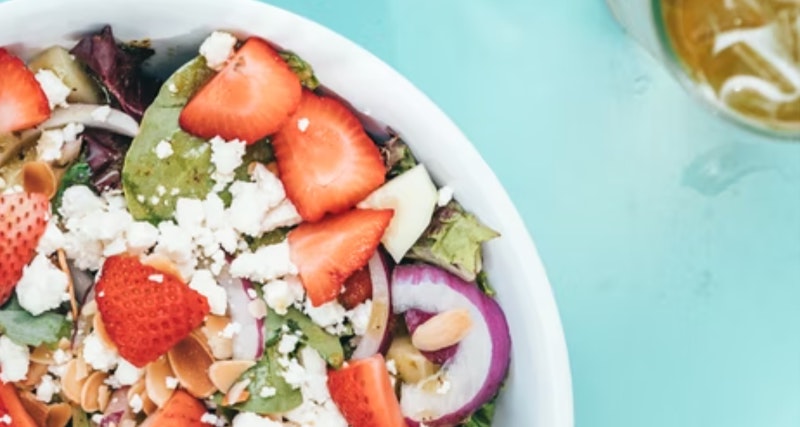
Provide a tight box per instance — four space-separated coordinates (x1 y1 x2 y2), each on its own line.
120 420 138 427
128 378 146 403
46 403 72 427
222 379 251 406
167 333 217 398
30 346 55 365
146 356 177 408
142 393 158 415
411 308 474 352
60 359 89 404
56 249 79 321
97 384 111 412
141 254 184 282
80 371 108 412
22 160 58 199
208 360 256 393
202 315 234 360
18 390 49 426
93 313 117 351
20 362 49 389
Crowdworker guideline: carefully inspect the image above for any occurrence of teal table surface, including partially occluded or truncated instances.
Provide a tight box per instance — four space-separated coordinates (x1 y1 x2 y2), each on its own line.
262 1 800 426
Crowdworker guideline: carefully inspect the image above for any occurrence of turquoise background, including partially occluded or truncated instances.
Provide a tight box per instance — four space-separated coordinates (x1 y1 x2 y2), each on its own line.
262 1 800 427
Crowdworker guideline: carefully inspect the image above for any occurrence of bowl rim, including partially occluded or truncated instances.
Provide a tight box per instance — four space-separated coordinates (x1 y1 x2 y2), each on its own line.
0 0 574 424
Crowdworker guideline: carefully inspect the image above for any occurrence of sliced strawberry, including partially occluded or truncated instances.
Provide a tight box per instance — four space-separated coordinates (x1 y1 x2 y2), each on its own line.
143 390 208 427
273 91 386 222
288 209 393 307
0 383 38 427
179 37 302 144
95 255 210 367
327 354 405 427
0 192 50 306
339 266 373 310
0 49 50 133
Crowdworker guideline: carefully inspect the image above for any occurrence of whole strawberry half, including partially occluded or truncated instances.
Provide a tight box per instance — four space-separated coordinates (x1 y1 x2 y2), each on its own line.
0 192 50 305
95 255 210 367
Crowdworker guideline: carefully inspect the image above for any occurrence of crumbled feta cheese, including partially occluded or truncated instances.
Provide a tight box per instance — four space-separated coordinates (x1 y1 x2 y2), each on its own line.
52 349 71 365
220 321 242 339
304 300 347 330
37 218 65 255
297 117 310 132
261 276 305 315
82 332 119 372
386 359 398 376
112 359 144 386
189 269 228 315
36 129 66 162
16 253 70 315
149 274 164 283
285 400 348 427
154 221 196 277
232 412 284 427
259 199 303 233
230 241 298 283
35 375 59 403
437 185 454 207
259 386 277 398
125 221 159 253
346 300 373 336
228 164 290 236
199 31 238 71
278 334 300 355
91 414 104 425
0 414 12 425
165 376 180 390
209 136 246 191
155 139 174 159
129 393 144 413
91 105 112 122
35 69 71 109
0 336 30 383
168 83 178 93
200 413 222 426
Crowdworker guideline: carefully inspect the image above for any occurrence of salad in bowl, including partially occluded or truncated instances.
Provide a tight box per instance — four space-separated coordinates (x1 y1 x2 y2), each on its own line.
0 24 512 427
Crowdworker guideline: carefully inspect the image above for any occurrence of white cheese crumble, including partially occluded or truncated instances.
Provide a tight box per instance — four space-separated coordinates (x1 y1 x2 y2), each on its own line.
16 253 70 316
437 185 455 207
82 332 119 372
91 105 112 122
189 269 228 315
0 336 30 383
35 69 71 109
113 359 143 386
230 241 298 283
36 218 65 255
209 137 246 191
199 31 238 71
228 164 294 236
154 139 174 159
278 334 300 355
304 300 347 330
149 274 164 283
297 117 310 132
36 123 83 163
259 386 277 398
165 376 180 390
35 375 59 403
220 321 242 339
232 412 284 427
0 415 11 425
261 276 305 315
346 300 373 336
129 393 144 413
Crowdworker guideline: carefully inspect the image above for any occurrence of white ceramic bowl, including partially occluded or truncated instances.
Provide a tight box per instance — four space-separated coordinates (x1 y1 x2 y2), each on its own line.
0 0 574 425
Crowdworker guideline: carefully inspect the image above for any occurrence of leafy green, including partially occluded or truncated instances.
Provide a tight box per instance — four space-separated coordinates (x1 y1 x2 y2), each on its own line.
459 398 498 427
381 136 417 178
121 57 216 223
265 308 344 368
0 296 71 347
229 346 302 414
53 158 92 213
408 201 499 282
247 227 290 251
476 271 497 298
279 52 320 90
234 141 275 182
71 407 91 427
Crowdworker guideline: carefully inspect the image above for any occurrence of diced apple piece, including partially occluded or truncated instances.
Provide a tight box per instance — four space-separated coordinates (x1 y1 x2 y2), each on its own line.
386 336 440 384
29 46 103 104
358 164 437 262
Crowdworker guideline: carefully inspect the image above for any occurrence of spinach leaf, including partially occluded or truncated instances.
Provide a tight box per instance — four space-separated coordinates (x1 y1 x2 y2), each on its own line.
476 271 497 298
121 57 216 223
265 307 344 368
53 158 92 213
279 52 320 90
230 346 302 414
459 398 497 427
0 296 71 347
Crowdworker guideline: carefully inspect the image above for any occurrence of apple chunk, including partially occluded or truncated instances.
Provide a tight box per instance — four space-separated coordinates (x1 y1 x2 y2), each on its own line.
358 164 438 262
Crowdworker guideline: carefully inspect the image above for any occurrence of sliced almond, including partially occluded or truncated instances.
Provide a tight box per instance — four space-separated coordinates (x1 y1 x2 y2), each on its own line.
141 254 184 282
30 345 55 365
46 403 72 427
56 249 79 321
97 384 111 412
222 379 251 406
208 360 256 393
80 371 108 412
145 356 176 408
141 393 158 415
20 362 49 389
22 160 58 199
93 313 117 351
201 315 234 360
167 333 217 398
18 390 48 426
411 308 473 352
60 358 89 404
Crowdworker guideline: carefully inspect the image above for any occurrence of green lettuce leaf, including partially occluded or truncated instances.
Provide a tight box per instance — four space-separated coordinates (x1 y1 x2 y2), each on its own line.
0 296 71 347
265 307 344 368
279 52 320 90
459 398 497 427
408 201 499 282
229 346 302 414
121 57 216 223
381 135 417 179
53 158 92 213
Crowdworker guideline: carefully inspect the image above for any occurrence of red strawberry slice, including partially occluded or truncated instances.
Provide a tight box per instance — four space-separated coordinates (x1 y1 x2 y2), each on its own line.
288 209 393 307
95 255 210 367
143 390 208 427
0 192 50 306
0 49 50 133
272 91 386 222
179 37 302 144
0 382 38 427
328 354 406 427
339 266 373 310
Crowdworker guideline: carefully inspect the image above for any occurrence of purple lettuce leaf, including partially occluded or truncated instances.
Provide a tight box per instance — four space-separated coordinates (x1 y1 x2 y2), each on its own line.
83 128 132 192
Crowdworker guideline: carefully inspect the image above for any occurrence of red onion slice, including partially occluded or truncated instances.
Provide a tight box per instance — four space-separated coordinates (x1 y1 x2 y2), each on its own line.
350 251 393 360
219 268 265 361
392 264 511 426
